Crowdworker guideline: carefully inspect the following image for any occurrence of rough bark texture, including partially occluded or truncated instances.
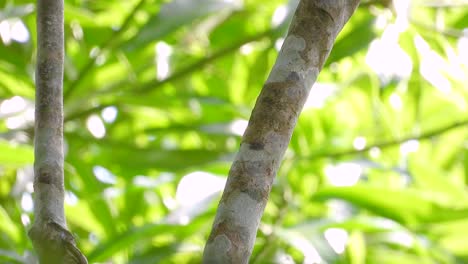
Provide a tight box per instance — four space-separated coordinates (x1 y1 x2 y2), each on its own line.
29 0 87 263
202 0 360 263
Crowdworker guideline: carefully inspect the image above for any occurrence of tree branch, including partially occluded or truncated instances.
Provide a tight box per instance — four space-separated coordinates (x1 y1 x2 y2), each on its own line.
302 119 468 160
29 0 87 263
410 18 468 38
64 28 276 122
136 29 276 94
63 0 147 101
202 0 361 263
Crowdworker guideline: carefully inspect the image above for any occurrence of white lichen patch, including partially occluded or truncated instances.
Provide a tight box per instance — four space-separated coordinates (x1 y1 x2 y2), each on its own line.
304 67 319 90
266 34 319 91
212 234 232 253
235 144 269 162
236 132 287 162
217 192 264 246
267 35 306 83
264 131 289 154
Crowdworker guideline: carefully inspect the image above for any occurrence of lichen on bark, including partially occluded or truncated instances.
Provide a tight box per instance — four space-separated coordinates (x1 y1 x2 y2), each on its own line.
203 0 361 263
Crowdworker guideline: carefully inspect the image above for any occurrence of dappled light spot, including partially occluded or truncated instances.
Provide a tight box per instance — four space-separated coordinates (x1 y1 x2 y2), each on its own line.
65 191 78 206
103 187 121 199
163 196 177 211
5 110 34 129
0 18 29 45
176 171 225 207
393 0 410 29
199 119 248 136
21 192 33 212
275 38 284 51
389 93 403 110
92 165 116 184
353 136 366 150
21 213 30 226
324 228 349 254
89 46 100 58
365 24 412 83
325 162 362 187
165 171 225 224
370 147 381 158
274 254 294 264
459 34 468 65
272 5 288 27
70 21 83 40
1 96 34 129
88 233 99 245
282 232 322 264
101 106 118 123
327 200 353 221
86 115 106 139
415 35 452 93
386 231 414 248
155 41 172 80
132 173 174 188
0 96 26 114
240 43 254 55
304 83 336 109
400 139 419 155
229 119 248 136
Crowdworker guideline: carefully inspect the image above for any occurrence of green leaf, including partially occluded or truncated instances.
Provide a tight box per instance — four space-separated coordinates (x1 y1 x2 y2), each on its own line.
326 13 376 65
124 0 238 51
314 185 468 226
0 206 21 245
0 69 34 98
87 213 209 262
0 140 33 166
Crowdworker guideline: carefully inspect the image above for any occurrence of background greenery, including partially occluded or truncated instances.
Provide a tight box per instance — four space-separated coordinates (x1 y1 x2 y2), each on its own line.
1 0 468 263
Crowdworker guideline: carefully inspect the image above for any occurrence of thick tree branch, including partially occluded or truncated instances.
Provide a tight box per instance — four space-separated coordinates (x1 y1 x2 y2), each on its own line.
29 0 87 263
202 0 360 263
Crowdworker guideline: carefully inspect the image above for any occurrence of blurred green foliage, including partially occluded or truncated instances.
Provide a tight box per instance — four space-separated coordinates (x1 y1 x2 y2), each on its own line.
1 0 468 263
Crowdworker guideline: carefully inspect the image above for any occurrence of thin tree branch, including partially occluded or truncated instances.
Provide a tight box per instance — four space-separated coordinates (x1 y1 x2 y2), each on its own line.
63 0 147 101
136 29 276 94
410 18 468 38
64 103 112 122
202 1 361 262
64 28 276 122
29 0 87 263
301 119 468 160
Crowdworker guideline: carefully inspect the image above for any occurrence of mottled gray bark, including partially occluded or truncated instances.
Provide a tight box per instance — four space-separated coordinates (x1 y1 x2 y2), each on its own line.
29 0 87 263
202 0 360 263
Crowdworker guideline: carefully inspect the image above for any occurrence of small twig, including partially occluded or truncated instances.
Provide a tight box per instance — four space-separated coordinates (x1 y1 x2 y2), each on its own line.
136 29 275 94
300 119 468 161
410 18 468 38
63 0 147 101
64 103 112 122
64 29 276 121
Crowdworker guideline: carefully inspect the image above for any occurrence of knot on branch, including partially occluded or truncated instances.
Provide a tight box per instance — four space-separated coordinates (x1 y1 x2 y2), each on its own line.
28 221 88 264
